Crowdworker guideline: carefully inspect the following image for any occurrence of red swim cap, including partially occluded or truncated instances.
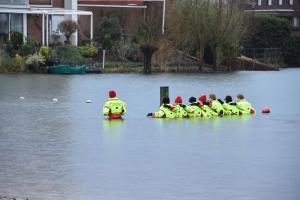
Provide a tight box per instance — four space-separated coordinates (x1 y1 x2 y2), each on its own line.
198 95 206 102
175 96 182 104
109 90 116 98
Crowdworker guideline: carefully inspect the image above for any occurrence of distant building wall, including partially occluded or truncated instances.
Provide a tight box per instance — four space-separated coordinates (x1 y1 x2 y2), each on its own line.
27 14 42 42
78 6 144 43
78 0 164 44
245 0 300 35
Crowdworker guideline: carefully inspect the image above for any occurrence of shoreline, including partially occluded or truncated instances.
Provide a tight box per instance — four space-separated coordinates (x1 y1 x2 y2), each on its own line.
1 64 299 75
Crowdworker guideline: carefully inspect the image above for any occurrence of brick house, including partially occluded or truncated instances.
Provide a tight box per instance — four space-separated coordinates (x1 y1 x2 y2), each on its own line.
245 0 300 36
0 0 93 46
77 0 166 44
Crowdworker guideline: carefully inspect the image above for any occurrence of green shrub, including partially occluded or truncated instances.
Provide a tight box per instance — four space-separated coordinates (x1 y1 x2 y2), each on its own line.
26 53 45 66
0 49 9 73
0 48 6 64
22 42 33 56
26 53 46 73
10 31 23 50
114 37 140 61
39 46 52 61
243 14 291 48
283 37 300 66
13 54 26 72
53 45 84 66
80 44 98 58
0 57 14 73
1 53 26 72
96 16 122 50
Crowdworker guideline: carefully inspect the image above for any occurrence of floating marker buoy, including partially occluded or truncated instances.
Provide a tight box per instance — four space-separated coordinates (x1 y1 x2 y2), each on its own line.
52 98 58 102
19 96 25 100
262 107 270 114
86 100 92 103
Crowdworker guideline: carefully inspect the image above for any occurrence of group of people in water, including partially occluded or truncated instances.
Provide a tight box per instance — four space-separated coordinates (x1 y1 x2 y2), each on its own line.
102 90 255 119
147 94 255 119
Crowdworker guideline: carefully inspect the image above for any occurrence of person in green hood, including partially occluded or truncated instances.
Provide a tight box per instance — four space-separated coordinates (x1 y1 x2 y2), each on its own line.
219 95 240 115
185 97 203 118
208 94 224 116
103 90 126 119
198 95 217 117
236 94 255 114
173 96 188 118
147 97 176 118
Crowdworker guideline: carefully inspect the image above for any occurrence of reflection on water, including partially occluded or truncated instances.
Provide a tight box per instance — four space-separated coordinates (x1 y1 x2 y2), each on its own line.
102 119 125 134
1 70 300 200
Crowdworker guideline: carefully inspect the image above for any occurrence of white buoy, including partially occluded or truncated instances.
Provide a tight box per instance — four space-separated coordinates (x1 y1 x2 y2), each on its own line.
19 96 25 100
86 99 93 103
52 98 58 102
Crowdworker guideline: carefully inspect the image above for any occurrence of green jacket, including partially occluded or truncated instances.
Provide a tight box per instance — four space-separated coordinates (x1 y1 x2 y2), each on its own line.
174 104 188 118
210 100 224 115
185 103 202 118
154 104 176 118
237 99 252 114
103 98 126 116
223 102 240 115
200 105 217 117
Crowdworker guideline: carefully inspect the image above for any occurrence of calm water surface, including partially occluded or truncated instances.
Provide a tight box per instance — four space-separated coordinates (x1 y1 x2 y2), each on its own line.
0 70 300 200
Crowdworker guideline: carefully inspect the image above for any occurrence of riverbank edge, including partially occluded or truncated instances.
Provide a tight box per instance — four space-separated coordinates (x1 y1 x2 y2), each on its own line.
1 67 297 74
1 63 298 74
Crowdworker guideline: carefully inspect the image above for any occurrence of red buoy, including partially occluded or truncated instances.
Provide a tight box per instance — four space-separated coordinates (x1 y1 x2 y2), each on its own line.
262 107 271 114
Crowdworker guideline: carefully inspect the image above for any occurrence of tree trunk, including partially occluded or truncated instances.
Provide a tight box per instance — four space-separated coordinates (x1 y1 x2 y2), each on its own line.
204 44 217 71
65 35 71 45
140 45 158 74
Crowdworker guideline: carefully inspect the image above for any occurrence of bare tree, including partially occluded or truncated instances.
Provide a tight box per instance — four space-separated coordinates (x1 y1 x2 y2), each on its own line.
168 0 248 70
58 20 80 45
138 15 162 74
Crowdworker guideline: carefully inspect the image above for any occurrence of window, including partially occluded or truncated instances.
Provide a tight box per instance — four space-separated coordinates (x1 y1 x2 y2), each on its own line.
278 0 282 5
257 0 262 6
10 14 23 33
268 0 272 6
0 13 9 42
289 0 293 5
0 0 28 6
29 0 52 7
293 16 299 27
0 13 23 43
51 15 64 35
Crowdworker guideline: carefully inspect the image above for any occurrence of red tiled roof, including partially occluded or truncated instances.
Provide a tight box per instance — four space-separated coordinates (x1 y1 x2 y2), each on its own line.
78 0 144 6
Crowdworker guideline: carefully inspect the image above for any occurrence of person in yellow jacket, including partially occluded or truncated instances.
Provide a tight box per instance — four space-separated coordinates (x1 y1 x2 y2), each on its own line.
103 90 126 119
236 94 256 114
219 95 240 115
173 96 188 118
147 97 176 118
198 95 217 117
185 97 203 118
208 94 224 116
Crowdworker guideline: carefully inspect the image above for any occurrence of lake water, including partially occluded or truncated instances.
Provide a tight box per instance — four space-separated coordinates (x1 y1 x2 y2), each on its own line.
0 69 300 200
